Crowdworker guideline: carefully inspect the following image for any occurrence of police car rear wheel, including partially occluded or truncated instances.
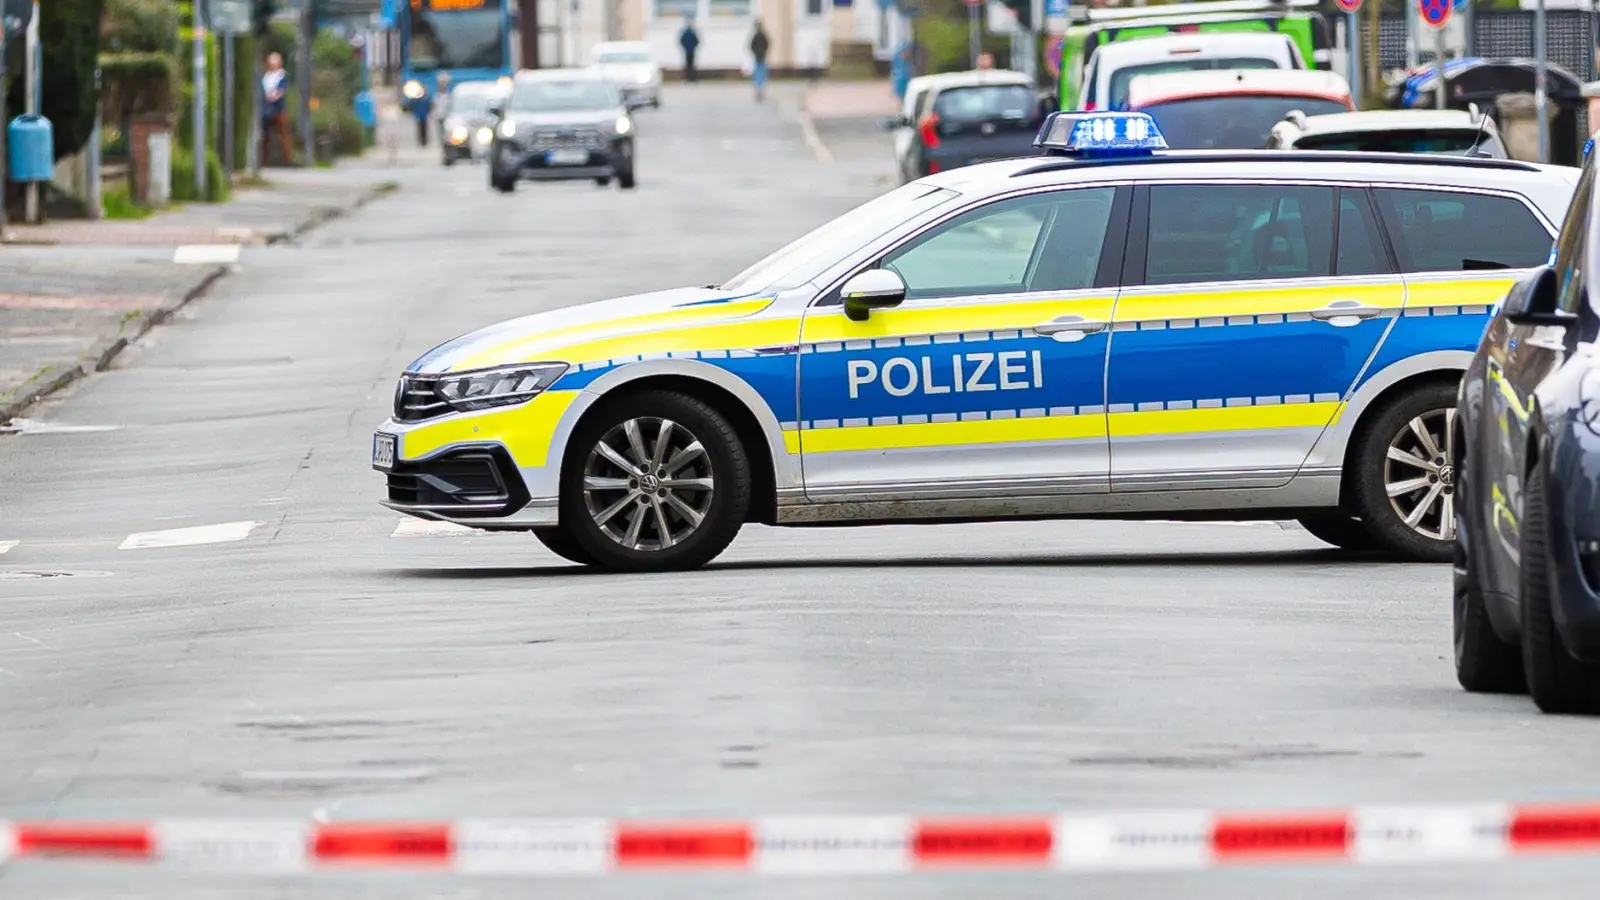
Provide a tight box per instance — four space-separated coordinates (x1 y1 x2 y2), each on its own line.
559 390 749 571
1350 382 1456 562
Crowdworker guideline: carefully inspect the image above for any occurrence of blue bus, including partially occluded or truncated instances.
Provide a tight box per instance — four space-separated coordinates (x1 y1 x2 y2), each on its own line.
398 0 515 136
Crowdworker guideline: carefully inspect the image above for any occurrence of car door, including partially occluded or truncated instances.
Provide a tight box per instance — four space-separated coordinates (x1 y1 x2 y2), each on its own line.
797 185 1130 500
1479 167 1596 596
1106 181 1403 491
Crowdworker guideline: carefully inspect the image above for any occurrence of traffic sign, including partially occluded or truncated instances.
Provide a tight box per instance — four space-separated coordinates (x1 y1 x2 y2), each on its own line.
1418 0 1450 29
1334 0 1361 13
207 0 252 35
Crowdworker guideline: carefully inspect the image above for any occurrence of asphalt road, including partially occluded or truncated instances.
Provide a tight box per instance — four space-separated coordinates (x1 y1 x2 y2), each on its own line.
3 84 1600 898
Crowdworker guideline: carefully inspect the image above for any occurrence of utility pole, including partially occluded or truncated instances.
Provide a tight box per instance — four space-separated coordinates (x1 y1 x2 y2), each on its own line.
23 0 39 223
224 28 236 178
1535 0 1549 162
299 0 316 165
193 0 208 198
519 0 541 69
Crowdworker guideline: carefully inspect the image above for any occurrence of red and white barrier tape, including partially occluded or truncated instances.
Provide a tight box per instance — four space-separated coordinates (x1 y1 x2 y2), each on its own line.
5 804 1600 874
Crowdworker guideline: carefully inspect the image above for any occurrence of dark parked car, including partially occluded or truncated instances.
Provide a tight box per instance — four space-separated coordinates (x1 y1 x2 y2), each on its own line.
489 69 636 193
884 70 1050 181
1454 152 1600 713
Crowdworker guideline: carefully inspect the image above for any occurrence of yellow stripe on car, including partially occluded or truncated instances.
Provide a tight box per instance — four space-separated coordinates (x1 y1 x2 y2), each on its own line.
399 390 579 468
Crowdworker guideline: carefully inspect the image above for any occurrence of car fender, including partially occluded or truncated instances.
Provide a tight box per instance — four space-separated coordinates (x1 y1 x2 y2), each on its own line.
1302 349 1473 471
547 357 801 494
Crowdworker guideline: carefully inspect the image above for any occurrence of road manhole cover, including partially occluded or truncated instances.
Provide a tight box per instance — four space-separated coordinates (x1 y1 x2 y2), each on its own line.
0 569 112 580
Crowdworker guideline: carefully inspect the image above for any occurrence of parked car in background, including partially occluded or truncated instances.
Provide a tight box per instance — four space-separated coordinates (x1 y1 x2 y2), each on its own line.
883 69 1046 183
1076 32 1305 112
1126 68 1353 149
1268 107 1507 157
590 41 662 109
439 81 507 166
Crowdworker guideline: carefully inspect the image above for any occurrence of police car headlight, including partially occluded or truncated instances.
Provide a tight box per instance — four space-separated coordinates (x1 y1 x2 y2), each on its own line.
614 116 632 136
498 119 519 140
403 80 426 100
636 72 653 84
435 363 570 412
450 126 469 144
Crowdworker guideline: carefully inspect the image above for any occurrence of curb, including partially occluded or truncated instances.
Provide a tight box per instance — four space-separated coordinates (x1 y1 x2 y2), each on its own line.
0 266 228 425
0 181 395 425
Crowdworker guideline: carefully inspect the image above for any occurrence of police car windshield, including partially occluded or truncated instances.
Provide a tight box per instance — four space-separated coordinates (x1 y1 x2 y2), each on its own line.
1143 95 1350 149
509 80 617 112
722 185 960 294
1109 57 1279 109
1293 128 1488 155
596 51 651 64
448 91 495 114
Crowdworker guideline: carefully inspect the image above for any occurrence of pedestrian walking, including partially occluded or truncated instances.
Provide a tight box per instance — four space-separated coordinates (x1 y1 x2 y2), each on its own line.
260 53 295 166
749 20 770 102
680 16 701 83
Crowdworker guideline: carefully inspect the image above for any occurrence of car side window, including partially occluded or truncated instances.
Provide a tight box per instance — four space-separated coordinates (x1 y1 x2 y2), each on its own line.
1372 187 1552 273
883 188 1116 300
1335 189 1388 277
1552 162 1596 313
1144 183 1336 285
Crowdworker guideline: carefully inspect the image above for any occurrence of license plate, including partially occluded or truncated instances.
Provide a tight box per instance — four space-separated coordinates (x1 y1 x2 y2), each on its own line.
372 433 396 470
547 149 588 165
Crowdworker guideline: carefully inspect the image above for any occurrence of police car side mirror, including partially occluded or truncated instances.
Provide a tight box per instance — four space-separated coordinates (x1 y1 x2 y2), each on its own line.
1503 267 1573 326
841 269 907 321
487 101 506 118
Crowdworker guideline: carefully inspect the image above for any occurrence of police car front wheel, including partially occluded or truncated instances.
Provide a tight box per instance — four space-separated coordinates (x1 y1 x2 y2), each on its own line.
555 389 750 572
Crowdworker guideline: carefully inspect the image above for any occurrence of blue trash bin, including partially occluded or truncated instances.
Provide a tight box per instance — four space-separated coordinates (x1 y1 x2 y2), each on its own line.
7 114 53 183
354 91 377 130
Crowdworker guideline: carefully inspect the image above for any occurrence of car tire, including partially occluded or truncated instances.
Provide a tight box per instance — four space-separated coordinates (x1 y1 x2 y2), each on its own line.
555 389 749 572
1296 514 1383 551
1454 516 1525 694
490 171 516 194
532 527 599 566
594 177 611 186
443 154 456 167
1348 381 1458 561
1520 462 1600 713
617 168 637 190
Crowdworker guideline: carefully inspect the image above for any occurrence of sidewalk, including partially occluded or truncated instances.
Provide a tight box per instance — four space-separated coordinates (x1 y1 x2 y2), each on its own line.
795 79 899 184
0 152 403 424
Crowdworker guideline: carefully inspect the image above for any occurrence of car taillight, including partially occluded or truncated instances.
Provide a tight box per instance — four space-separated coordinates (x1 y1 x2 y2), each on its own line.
919 113 940 149
1083 100 1096 111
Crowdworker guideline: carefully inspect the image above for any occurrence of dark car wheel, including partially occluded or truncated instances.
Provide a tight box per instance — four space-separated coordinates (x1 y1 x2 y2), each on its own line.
1520 463 1600 713
554 390 749 572
1349 381 1457 561
617 167 637 190
594 177 611 186
490 170 516 193
1297 514 1383 551
1455 515 1525 693
443 153 456 167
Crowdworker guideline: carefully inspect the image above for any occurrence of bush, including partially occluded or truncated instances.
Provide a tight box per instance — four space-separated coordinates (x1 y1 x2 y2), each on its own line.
313 30 365 101
103 185 152 220
103 0 179 54
169 144 229 203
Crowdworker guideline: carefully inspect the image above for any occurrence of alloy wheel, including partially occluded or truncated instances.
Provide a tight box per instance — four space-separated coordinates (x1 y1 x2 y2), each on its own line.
1384 408 1456 542
582 417 715 551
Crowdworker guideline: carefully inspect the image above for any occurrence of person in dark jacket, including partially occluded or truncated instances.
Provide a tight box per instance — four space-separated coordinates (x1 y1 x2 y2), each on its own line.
679 17 701 83
750 21 770 102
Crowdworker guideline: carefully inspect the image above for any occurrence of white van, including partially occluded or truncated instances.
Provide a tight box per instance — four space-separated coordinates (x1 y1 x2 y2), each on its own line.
1077 32 1305 111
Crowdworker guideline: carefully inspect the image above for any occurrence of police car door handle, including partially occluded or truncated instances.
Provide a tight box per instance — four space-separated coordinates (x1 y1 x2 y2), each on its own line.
1033 315 1106 342
1310 301 1382 324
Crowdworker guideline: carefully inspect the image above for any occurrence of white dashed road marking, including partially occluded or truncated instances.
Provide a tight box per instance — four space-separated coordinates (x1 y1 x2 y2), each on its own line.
0 541 16 554
118 521 261 550
392 518 475 537
173 244 243 265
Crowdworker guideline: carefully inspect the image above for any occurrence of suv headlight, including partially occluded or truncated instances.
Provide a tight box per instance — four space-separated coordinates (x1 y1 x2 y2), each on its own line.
403 80 426 100
614 116 632 135
436 363 569 412
498 119 519 140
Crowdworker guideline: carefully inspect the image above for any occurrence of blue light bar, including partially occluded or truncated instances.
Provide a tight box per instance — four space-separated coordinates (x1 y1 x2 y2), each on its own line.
1033 112 1169 158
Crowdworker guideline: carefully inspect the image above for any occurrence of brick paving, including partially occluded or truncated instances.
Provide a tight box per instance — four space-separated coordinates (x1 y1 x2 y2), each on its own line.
803 80 900 120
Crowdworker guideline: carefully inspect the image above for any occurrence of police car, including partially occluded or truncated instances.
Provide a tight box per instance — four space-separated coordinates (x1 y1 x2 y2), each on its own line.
374 112 1577 572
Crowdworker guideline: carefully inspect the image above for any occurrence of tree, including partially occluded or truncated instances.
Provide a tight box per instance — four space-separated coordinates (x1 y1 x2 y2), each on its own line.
6 0 107 159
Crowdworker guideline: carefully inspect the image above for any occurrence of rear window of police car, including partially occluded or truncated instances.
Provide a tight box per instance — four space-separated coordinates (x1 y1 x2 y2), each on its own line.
1372 188 1552 272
